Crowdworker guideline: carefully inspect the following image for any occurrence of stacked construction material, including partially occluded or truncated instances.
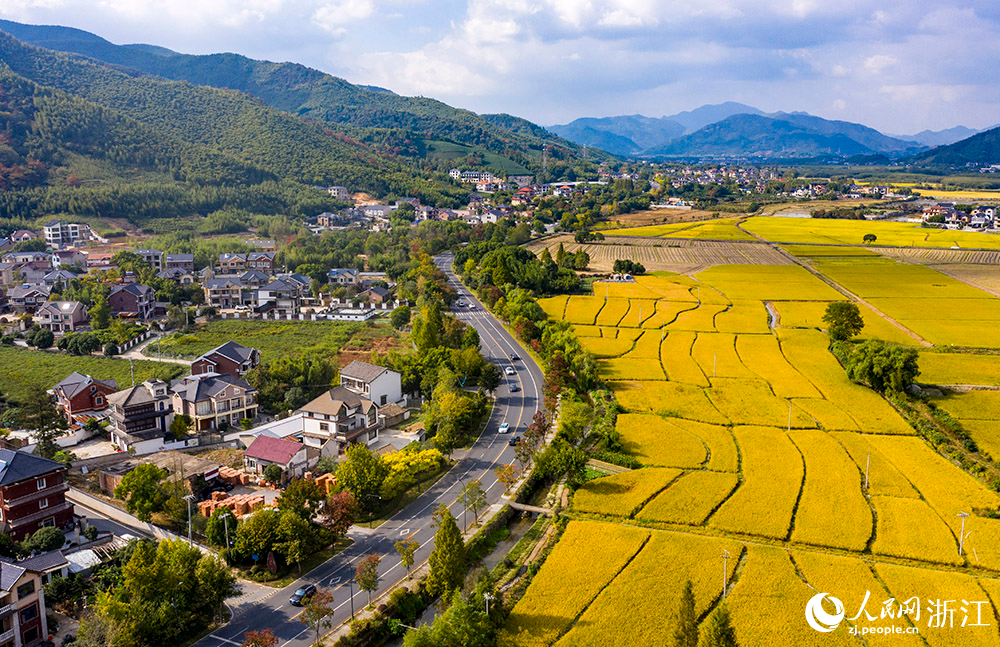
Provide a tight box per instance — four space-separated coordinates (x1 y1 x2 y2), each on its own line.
197 491 267 518
315 472 336 493
218 466 251 486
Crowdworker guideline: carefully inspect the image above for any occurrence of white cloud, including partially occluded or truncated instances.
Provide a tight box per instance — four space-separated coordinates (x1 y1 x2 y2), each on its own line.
312 0 375 36
863 54 896 74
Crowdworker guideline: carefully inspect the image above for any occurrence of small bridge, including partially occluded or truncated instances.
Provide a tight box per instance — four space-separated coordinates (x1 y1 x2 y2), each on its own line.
508 501 554 516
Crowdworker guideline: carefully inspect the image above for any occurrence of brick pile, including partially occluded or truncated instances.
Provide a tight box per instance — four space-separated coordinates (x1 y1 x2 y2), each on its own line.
197 491 266 518
218 466 250 486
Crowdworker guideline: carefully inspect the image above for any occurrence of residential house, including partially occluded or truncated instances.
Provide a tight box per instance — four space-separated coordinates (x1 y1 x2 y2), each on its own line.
327 268 359 286
360 285 390 304
246 252 276 273
164 254 195 272
298 385 379 455
243 436 313 482
0 448 75 542
238 270 270 289
134 249 164 271
85 252 115 271
171 373 258 431
108 284 155 319
107 379 175 455
35 301 88 333
42 220 85 247
363 204 394 219
0 555 52 646
41 269 77 288
1 252 50 266
7 285 51 314
257 279 300 316
156 268 196 285
191 342 261 379
9 230 38 244
339 360 402 406
202 278 244 309
218 253 247 273
0 263 16 288
327 186 350 200
50 249 86 269
50 372 117 424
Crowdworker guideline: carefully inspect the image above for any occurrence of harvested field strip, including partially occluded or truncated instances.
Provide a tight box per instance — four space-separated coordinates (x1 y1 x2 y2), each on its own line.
636 471 740 525
728 545 858 647
789 429 872 551
660 331 710 386
709 426 804 539
573 468 682 518
692 332 756 378
830 432 919 498
616 413 707 468
736 334 821 398
707 377 816 428
498 521 650 647
554 531 744 647
611 381 729 425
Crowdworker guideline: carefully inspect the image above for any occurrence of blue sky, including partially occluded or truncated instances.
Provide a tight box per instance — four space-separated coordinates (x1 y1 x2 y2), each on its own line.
2 0 998 134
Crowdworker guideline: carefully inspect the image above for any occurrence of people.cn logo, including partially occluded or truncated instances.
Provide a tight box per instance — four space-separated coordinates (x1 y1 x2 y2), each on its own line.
805 592 845 632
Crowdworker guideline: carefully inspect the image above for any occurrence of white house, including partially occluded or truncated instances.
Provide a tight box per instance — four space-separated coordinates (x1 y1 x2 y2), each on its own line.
298 385 379 456
339 360 402 406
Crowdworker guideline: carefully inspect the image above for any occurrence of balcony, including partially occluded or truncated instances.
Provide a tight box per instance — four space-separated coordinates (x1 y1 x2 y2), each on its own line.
7 501 73 531
0 627 13 643
3 483 68 508
0 602 13 620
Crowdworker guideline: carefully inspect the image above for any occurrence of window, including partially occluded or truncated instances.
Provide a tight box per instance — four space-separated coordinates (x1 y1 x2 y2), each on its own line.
367 430 378 441
319 423 329 432
96 396 104 406
38 499 48 510
35 477 46 490
16 581 34 599
22 627 38 644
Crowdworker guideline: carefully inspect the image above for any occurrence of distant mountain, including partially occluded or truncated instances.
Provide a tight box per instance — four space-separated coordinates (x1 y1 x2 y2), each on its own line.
0 19 596 174
663 102 764 133
908 126 1000 166
645 113 923 159
891 126 983 147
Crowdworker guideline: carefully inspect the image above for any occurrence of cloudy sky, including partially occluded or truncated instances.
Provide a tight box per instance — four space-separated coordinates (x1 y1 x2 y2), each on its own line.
2 0 998 134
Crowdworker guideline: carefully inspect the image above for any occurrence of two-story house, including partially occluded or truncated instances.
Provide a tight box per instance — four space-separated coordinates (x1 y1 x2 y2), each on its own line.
35 301 88 333
50 372 117 424
191 342 261 379
257 279 300 316
0 554 53 646
171 374 258 431
40 270 77 288
50 249 86 269
156 268 196 285
164 253 195 272
217 254 246 273
202 278 243 309
108 284 155 319
298 385 379 456
246 252 276 273
339 360 402 406
134 249 164 271
0 449 74 542
107 379 175 456
327 268 359 286
7 285 51 314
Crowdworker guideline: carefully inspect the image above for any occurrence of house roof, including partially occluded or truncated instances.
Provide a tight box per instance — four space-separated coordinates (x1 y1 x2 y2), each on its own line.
239 270 269 282
10 284 51 298
38 301 85 316
171 374 254 403
203 278 242 289
109 283 153 298
340 360 391 383
300 385 374 417
199 341 258 365
0 561 26 593
107 380 167 407
365 286 390 298
244 435 303 465
0 449 65 487
165 253 194 262
53 372 117 398
16 549 68 574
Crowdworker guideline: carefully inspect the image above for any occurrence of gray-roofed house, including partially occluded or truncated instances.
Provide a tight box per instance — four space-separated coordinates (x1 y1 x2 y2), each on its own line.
0 553 51 645
108 283 155 319
157 267 196 285
108 379 175 455
35 301 88 333
202 277 243 309
340 360 402 406
41 269 77 287
191 342 261 379
327 268 359 285
0 448 75 542
134 249 164 271
50 372 118 423
164 253 195 272
171 373 258 431
8 284 51 314
298 385 380 455
256 279 300 316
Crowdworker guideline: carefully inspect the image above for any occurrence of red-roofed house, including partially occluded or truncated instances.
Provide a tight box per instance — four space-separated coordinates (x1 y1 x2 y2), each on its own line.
243 435 313 482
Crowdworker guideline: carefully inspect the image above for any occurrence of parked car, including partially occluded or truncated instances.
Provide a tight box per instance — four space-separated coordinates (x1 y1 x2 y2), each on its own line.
510 384 520 393
498 422 510 434
289 584 317 606
504 366 515 376
508 435 521 446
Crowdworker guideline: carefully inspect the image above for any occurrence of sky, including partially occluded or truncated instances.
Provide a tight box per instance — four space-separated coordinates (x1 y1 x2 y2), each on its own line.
2 0 999 135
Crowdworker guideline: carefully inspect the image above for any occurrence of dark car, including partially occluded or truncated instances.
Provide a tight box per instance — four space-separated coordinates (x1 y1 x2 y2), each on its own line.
508 436 522 446
289 584 317 606
510 354 520 361
509 384 520 393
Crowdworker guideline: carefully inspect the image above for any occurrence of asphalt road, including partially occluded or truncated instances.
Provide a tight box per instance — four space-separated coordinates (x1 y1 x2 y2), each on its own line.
195 252 543 647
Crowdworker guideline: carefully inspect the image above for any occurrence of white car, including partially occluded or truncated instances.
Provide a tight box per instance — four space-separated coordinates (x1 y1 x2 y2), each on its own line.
457 300 467 307
504 366 515 376
498 422 510 434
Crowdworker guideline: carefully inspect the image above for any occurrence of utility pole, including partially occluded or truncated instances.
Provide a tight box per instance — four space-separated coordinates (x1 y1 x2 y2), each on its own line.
223 513 230 550
958 511 970 556
129 357 135 387
788 402 792 432
348 578 356 620
184 494 195 544
484 592 495 616
721 549 731 598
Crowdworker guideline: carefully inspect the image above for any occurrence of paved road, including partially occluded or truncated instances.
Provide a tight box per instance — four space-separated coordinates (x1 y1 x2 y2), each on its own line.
195 252 543 647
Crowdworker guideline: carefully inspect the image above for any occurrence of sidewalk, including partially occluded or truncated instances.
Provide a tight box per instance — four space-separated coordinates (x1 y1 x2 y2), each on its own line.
121 333 193 365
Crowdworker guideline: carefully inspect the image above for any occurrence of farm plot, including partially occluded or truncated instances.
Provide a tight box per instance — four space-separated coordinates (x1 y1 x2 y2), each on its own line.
598 357 666 381
745 215 1000 249
618 299 658 327
661 218 757 241
691 333 756 378
665 303 728 332
736 334 821 398
572 468 681 518
499 521 650 647
791 551 925 647
595 298 630 327
870 497 961 565
640 300 699 329
774 300 921 346
537 295 568 320
635 275 702 301
616 414 707 468
791 398 860 430
572 325 601 337
696 264 844 301
611 381 729 424
715 300 771 334
956 419 1000 461
554 531 744 647
636 471 740 525
727 546 859 647
830 432 919 498
877 563 1000 647
579 336 633 358
707 378 816 428
777 328 914 434
623 330 662 358
932 390 1000 420
815 260 990 300
789 429 872 551
964 515 1000 571
563 296 607 325
709 426 804 539
919 352 1000 386
659 331 710 386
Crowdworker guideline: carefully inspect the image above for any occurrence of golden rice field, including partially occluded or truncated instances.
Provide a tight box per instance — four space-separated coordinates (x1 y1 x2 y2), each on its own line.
509 259 1000 647
602 216 753 240
743 215 1000 249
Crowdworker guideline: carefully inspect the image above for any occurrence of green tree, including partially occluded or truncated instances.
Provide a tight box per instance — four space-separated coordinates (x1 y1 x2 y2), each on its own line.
28 327 54 349
822 302 865 341
113 464 167 522
206 507 238 548
196 554 239 624
425 504 465 597
336 444 388 511
394 539 419 578
390 305 411 330
402 589 494 647
355 553 381 606
234 508 281 561
674 580 698 647
15 385 67 459
863 233 877 244
90 295 111 330
21 526 66 553
300 587 335 647
169 414 192 440
846 340 920 394
699 604 739 647
458 479 487 527
276 478 324 519
263 464 283 485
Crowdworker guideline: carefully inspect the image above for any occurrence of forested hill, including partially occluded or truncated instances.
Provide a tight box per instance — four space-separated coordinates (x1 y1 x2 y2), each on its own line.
0 19 602 175
907 126 1000 166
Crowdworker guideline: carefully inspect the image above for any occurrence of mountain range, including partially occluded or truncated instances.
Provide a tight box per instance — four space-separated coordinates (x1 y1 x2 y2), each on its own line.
550 103 992 160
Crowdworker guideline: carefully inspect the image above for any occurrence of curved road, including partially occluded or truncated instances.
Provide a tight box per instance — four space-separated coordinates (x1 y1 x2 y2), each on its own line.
196 252 543 647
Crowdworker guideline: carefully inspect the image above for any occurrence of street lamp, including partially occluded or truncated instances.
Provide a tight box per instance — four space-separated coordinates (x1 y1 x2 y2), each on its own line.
484 592 495 616
348 577 356 620
183 494 196 545
363 494 382 528
457 476 468 531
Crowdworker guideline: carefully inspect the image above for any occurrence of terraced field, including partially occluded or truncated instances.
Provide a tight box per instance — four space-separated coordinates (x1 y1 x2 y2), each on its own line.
505 263 1000 647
